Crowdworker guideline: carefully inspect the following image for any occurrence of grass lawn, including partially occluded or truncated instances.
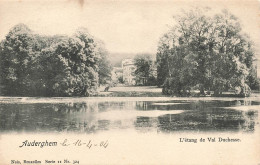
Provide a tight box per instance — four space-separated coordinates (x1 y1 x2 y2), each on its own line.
98 85 166 97
97 85 260 97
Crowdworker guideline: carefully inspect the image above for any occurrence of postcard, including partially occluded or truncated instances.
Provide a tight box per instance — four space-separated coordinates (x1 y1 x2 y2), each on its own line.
0 0 259 164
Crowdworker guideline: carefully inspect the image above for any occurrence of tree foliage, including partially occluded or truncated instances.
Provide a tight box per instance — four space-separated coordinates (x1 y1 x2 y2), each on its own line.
134 54 156 85
0 24 110 96
157 8 257 96
96 41 112 85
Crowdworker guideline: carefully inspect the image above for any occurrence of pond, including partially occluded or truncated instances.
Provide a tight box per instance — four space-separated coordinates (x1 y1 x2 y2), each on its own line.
0 97 259 134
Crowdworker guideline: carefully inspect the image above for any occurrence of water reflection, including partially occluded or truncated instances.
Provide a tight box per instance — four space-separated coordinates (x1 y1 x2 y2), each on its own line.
0 98 259 133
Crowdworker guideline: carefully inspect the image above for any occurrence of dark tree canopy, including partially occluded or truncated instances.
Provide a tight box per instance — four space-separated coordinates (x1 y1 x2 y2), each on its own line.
134 54 156 85
0 24 111 96
157 8 257 96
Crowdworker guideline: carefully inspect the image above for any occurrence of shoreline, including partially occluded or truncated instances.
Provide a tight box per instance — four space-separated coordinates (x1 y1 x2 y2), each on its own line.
1 86 260 98
0 95 259 104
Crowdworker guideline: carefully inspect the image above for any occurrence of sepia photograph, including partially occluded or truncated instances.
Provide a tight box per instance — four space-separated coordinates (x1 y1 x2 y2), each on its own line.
0 0 259 164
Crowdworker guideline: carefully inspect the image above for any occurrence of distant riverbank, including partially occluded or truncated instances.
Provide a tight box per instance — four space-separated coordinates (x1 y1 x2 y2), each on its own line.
97 85 260 97
0 85 259 98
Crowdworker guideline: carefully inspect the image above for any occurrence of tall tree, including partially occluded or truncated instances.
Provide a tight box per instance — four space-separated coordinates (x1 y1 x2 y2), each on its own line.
0 24 37 95
157 8 255 96
134 54 156 85
96 40 112 85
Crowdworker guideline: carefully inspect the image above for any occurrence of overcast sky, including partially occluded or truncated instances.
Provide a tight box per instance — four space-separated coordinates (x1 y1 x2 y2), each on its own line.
0 0 259 56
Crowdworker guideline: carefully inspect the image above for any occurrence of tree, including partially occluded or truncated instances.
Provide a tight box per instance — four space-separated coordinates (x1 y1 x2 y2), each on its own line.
246 66 259 90
209 10 253 95
134 54 156 85
96 40 112 85
0 24 109 96
73 28 100 95
0 24 38 95
45 29 100 96
157 8 255 96
156 35 171 86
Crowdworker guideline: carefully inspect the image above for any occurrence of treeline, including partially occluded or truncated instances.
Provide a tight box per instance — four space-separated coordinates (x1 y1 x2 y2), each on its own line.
133 54 157 86
157 9 259 96
0 24 112 96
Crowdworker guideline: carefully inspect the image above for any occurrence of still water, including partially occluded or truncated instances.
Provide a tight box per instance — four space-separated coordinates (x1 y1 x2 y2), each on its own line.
0 97 259 133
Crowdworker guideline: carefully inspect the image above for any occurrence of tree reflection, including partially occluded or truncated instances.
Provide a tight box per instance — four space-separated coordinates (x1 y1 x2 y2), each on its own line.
0 99 258 133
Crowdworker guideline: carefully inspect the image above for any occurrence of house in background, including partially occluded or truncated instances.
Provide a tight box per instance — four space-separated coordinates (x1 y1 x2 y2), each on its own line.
122 59 136 85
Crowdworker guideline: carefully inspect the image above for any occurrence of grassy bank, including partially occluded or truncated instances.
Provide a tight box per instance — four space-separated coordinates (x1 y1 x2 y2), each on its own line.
97 85 260 97
98 86 166 97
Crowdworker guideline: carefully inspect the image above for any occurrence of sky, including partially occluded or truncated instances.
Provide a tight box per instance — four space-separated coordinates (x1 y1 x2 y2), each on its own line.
0 0 259 57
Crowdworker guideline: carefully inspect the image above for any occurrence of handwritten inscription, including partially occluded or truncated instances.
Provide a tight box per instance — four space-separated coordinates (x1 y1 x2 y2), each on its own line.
60 139 109 148
18 139 109 149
